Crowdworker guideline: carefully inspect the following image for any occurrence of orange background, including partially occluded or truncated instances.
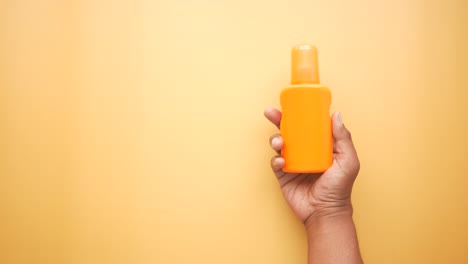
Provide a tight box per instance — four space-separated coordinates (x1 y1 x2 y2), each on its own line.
1 0 467 263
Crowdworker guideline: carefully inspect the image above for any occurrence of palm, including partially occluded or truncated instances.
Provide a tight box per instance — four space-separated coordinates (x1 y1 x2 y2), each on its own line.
277 163 349 224
279 172 321 223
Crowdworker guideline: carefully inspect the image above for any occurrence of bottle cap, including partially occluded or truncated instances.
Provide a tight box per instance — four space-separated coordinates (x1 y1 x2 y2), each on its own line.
291 44 320 85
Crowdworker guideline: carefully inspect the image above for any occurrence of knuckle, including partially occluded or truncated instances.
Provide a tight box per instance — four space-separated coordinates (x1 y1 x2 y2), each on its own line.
355 159 361 173
344 129 352 140
349 157 360 175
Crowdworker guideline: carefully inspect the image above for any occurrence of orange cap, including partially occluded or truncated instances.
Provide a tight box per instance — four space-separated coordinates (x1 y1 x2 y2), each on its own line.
291 44 320 85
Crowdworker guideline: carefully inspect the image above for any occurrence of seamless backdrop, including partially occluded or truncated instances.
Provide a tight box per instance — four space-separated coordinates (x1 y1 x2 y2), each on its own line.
1 0 467 263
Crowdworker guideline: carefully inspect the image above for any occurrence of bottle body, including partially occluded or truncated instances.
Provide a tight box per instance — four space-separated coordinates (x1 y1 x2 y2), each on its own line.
280 85 332 173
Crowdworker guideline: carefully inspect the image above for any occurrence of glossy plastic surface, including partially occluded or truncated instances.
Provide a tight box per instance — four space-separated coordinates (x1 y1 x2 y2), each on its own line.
280 85 332 172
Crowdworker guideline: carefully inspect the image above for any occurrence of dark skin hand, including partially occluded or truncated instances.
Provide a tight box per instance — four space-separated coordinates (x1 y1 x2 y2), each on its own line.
265 107 363 264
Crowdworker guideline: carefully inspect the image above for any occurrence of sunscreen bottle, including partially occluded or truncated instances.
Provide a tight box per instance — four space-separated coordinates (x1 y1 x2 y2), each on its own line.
280 44 332 173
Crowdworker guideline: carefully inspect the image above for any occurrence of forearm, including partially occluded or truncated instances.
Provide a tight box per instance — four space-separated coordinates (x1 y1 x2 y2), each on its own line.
306 208 363 264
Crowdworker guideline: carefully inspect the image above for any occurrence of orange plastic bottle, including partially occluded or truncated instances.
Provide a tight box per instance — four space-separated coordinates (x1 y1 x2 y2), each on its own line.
280 44 332 173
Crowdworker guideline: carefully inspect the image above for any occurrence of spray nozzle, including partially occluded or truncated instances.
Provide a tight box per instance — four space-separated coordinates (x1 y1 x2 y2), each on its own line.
291 44 320 85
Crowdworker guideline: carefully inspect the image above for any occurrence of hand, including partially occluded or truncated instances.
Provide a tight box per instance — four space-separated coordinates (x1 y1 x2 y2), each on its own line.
264 107 360 229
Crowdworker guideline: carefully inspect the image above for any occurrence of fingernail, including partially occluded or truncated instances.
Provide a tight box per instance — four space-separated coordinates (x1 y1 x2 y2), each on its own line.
272 137 280 147
275 157 284 167
336 112 343 125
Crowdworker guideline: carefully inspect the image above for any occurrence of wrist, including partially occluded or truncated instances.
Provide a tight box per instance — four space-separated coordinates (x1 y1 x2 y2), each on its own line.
304 203 353 232
304 204 363 264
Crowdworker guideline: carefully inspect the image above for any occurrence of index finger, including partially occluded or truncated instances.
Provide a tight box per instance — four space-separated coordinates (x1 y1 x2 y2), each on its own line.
264 107 282 129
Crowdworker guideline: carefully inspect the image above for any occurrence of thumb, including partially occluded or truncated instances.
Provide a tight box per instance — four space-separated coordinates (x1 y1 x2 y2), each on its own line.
332 112 360 174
